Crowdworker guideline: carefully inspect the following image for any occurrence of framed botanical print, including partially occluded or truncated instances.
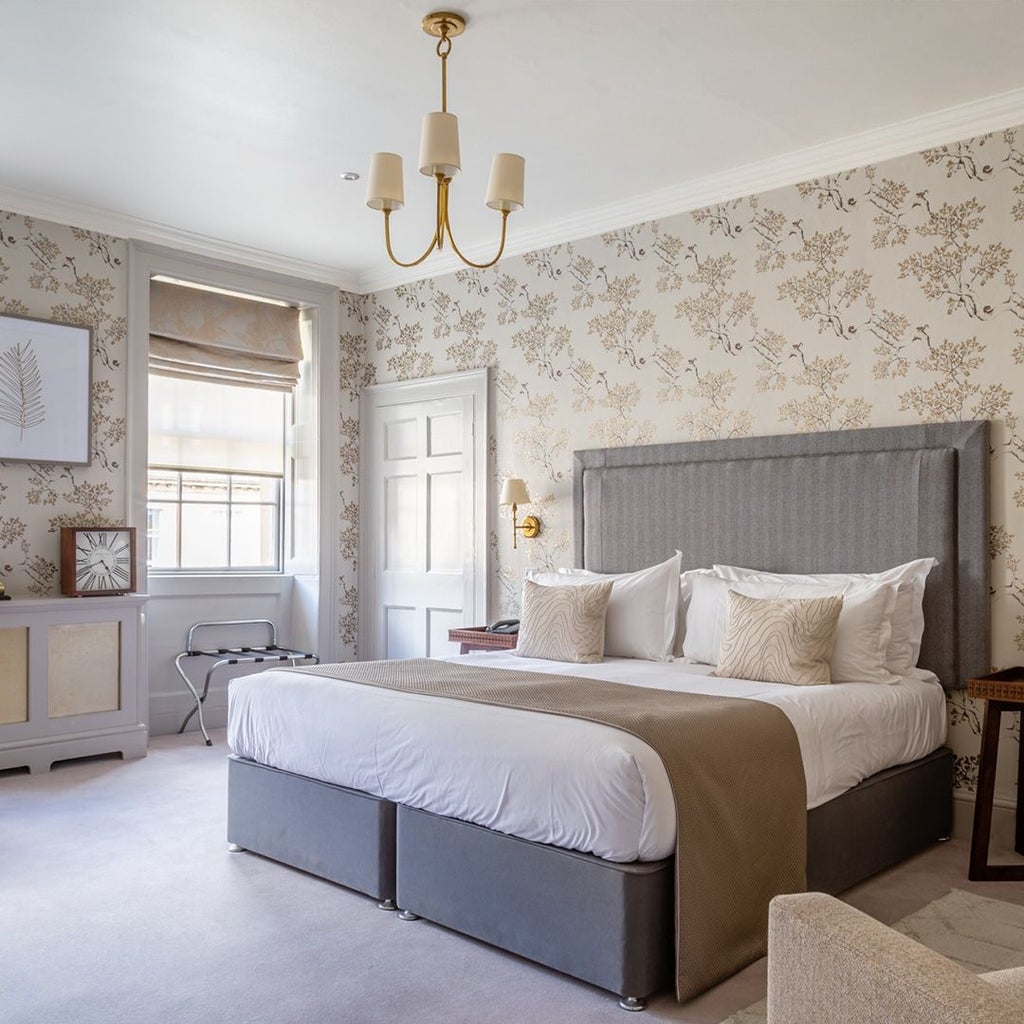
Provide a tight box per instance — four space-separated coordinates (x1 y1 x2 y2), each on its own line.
0 313 92 465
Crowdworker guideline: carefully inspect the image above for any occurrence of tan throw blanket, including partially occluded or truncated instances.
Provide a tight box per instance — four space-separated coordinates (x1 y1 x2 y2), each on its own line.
295 658 807 1001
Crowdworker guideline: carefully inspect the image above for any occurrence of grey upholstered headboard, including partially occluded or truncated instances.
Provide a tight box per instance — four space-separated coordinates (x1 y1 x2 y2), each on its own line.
573 421 990 691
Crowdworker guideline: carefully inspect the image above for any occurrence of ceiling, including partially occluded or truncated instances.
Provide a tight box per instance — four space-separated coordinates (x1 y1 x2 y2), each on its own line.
3 0 1024 294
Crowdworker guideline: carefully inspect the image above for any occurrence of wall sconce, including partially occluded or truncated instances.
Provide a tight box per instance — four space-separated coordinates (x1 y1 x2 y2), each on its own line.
500 478 541 549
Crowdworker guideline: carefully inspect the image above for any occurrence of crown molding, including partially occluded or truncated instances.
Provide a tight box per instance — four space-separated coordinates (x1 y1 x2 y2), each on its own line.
0 183 361 293
356 86 1024 294
3 87 1024 298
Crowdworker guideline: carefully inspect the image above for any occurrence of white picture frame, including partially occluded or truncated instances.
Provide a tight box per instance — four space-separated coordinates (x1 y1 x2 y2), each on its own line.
0 313 92 466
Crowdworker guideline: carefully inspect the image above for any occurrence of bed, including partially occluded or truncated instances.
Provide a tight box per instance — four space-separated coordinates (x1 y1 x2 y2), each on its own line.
226 419 990 1010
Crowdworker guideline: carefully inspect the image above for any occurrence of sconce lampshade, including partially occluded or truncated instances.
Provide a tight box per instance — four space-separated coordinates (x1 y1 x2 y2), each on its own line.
500 477 530 506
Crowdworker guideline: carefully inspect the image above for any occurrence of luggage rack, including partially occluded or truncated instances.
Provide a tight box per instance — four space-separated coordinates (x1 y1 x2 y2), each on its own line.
175 619 319 746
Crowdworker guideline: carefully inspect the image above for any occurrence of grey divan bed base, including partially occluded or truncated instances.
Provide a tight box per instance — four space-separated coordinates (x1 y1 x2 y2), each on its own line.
227 746 954 1001
226 420 988 1008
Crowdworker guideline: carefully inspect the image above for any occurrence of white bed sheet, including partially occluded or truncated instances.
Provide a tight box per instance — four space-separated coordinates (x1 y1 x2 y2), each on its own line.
227 653 947 863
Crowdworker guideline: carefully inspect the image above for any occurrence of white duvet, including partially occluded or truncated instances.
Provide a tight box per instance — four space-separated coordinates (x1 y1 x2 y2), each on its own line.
227 652 947 863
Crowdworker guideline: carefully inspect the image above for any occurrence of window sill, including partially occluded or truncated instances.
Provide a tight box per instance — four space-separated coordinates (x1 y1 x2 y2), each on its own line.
146 574 293 599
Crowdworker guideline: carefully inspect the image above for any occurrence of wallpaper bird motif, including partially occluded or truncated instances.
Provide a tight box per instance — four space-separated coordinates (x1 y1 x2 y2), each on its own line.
344 125 1024 803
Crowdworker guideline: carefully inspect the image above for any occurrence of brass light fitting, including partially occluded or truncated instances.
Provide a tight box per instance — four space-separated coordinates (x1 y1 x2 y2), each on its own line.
365 11 525 270
500 478 541 549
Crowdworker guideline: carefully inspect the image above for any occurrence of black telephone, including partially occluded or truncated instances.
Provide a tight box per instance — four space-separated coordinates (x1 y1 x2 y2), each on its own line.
485 618 520 634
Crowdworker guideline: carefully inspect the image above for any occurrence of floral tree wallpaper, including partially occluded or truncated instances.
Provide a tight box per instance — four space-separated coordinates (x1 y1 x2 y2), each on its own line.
0 212 128 595
0 129 1015 809
341 125 1024 807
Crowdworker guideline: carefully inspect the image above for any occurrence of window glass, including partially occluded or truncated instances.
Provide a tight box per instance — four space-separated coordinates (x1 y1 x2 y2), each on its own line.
147 375 285 573
147 503 179 569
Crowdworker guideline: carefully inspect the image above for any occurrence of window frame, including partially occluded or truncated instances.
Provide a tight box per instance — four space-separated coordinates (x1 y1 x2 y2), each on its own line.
146 463 285 574
127 241 342 664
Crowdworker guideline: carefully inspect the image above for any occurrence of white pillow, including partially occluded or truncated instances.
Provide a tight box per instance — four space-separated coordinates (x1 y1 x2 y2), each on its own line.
513 578 613 664
673 567 718 658
683 573 900 684
528 553 682 661
713 558 937 673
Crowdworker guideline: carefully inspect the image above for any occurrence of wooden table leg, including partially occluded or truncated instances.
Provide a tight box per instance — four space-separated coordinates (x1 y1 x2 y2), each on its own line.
970 701 1024 881
969 701 1001 881
1017 708 1024 857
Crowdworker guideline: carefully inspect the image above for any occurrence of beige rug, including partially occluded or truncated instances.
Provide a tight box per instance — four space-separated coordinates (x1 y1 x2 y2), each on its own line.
718 889 1024 1024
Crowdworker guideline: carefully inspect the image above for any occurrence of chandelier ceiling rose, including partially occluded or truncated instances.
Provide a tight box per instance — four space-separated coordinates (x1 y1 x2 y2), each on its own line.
421 11 466 39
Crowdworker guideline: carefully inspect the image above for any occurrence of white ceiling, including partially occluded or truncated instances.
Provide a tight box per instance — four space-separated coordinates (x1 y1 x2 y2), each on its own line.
3 0 1024 294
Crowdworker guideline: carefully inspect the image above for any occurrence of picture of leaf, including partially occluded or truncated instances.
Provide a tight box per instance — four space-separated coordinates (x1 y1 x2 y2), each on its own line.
0 340 47 441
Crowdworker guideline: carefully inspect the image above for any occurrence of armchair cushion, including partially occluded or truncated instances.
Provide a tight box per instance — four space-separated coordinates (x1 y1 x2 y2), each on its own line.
767 892 1023 1024
980 966 1024 999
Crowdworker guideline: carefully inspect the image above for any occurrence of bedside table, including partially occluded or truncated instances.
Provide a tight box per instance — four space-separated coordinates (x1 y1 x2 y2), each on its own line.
967 667 1024 881
448 626 517 655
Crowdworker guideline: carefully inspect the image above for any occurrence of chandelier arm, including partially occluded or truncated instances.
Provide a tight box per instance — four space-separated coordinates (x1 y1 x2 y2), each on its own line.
437 176 448 251
443 209 511 270
382 209 441 269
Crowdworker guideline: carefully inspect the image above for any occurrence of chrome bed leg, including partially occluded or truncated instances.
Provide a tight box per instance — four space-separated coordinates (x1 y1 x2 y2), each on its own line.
397 909 420 921
618 996 647 1012
227 843 244 853
377 898 397 912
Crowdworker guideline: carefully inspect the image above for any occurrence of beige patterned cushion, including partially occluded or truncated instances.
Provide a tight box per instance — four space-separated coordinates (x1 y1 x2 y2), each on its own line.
513 578 614 664
714 590 843 686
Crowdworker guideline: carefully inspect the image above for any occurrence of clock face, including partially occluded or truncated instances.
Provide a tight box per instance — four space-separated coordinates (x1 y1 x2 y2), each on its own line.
75 530 133 593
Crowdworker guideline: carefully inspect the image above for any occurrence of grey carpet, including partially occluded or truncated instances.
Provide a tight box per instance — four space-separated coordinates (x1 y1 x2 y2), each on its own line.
2 732 681 1024
2 732 1021 1024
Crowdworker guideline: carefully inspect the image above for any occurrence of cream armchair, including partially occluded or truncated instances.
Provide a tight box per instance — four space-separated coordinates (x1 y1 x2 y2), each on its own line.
767 892 1024 1024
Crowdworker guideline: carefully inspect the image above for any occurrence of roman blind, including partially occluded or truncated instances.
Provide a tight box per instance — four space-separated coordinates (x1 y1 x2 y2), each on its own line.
148 280 302 391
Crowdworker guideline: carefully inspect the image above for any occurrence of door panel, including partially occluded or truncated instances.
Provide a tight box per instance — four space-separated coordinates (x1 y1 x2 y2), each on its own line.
428 471 462 572
428 412 463 456
384 606 417 660
427 607 463 657
385 475 417 571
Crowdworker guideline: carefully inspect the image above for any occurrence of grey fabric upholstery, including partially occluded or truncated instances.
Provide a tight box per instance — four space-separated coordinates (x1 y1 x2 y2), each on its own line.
574 421 990 690
767 892 1022 1024
806 747 952 893
227 756 396 901
395 804 674 999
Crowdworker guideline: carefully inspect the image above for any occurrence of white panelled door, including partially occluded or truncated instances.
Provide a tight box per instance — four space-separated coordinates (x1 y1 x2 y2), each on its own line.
360 371 488 660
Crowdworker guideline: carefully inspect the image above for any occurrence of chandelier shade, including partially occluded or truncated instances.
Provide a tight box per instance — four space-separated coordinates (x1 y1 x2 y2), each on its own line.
365 153 405 212
365 11 525 270
486 154 525 212
419 111 462 178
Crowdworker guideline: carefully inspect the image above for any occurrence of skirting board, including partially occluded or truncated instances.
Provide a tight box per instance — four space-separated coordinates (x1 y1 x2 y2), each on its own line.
953 792 1019 853
148 690 228 738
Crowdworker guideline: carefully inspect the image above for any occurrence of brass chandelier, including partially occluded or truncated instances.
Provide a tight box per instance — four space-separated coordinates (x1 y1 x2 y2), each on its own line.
365 11 525 270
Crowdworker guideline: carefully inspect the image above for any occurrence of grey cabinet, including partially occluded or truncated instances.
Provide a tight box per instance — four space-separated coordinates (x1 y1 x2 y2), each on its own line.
0 595 147 772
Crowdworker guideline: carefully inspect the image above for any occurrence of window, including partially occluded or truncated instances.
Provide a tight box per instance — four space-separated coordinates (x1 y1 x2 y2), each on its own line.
147 375 286 572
